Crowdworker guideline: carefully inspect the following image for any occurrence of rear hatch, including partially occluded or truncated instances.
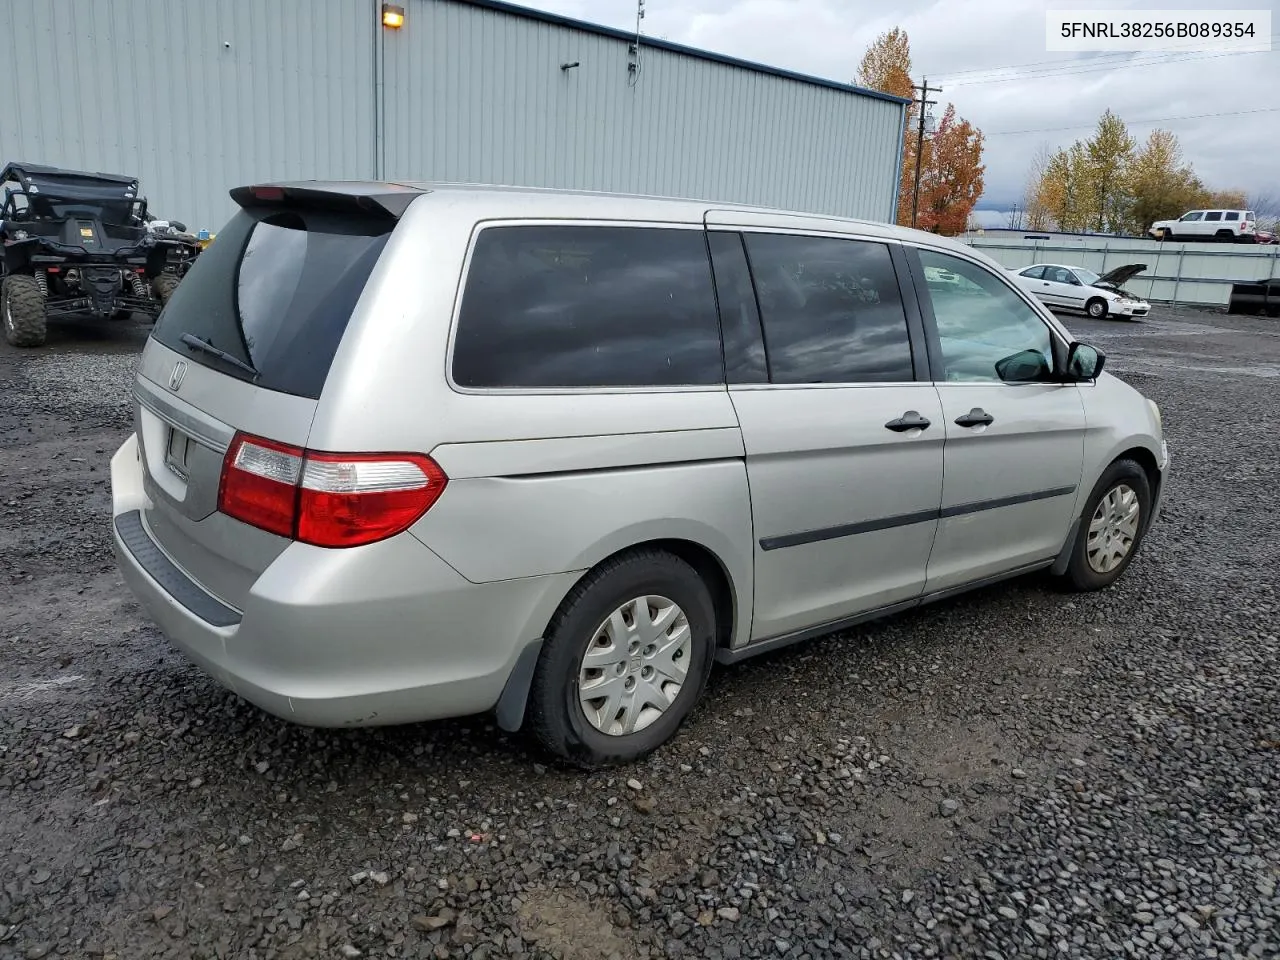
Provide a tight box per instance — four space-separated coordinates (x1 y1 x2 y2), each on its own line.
130 184 419 611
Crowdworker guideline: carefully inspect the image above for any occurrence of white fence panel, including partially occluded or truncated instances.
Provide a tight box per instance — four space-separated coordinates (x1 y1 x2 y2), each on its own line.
958 235 1280 307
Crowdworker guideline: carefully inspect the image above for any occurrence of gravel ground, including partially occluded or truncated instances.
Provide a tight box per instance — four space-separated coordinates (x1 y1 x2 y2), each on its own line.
1 307 1278 960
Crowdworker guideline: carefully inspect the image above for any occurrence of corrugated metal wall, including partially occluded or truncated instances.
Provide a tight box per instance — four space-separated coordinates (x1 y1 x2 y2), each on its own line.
0 0 902 231
380 0 904 222
0 0 375 233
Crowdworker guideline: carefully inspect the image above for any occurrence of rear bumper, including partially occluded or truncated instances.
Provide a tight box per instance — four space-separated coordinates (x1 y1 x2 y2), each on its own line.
110 434 575 728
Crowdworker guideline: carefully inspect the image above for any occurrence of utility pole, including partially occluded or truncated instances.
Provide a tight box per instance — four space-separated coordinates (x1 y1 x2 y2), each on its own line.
910 78 940 230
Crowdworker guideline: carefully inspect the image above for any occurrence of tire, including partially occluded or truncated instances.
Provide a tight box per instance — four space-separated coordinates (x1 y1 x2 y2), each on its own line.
1215 230 1234 242
2 274 48 347
526 548 717 768
1057 458 1152 592
1086 297 1108 319
1161 229 1174 242
152 273 180 307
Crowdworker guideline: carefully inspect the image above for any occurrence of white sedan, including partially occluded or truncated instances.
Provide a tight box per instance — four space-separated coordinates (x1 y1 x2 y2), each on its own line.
1010 263 1150 319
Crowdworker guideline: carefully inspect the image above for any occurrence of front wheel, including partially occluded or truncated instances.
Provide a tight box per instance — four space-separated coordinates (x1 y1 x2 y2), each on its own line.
1086 297 1108 319
1057 458 1152 591
526 549 717 768
3 274 48 347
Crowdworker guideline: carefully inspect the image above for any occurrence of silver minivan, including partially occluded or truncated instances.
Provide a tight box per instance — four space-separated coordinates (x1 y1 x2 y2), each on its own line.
110 181 1169 766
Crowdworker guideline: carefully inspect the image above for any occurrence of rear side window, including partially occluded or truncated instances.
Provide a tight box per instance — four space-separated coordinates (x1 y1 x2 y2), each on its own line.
1019 265 1046 279
1225 211 1240 221
452 225 723 389
1204 211 1223 221
743 233 914 384
151 207 392 399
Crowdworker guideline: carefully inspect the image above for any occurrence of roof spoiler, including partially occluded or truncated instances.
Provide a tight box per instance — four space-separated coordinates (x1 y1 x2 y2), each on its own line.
228 182 428 219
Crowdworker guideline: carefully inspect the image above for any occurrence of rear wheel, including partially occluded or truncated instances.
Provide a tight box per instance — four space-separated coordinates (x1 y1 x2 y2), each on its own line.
3 274 48 347
1057 458 1152 592
526 549 717 768
1215 229 1234 242
1086 297 1108 319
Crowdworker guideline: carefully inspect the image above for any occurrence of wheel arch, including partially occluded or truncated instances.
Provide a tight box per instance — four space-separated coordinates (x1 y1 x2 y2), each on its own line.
495 535 746 733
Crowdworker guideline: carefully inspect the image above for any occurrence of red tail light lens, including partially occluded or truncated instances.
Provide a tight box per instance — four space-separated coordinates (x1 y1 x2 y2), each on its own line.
218 435 302 538
217 433 447 548
298 452 447 547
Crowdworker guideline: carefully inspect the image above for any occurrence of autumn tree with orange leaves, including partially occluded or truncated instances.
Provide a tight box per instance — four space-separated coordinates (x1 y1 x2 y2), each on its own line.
855 28 985 233
856 28 916 225
917 104 985 235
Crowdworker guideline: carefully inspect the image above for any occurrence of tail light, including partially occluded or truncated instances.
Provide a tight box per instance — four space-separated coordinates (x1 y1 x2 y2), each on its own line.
217 432 447 548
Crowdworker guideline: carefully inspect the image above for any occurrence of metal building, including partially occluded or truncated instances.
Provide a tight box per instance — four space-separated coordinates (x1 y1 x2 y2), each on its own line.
0 0 907 234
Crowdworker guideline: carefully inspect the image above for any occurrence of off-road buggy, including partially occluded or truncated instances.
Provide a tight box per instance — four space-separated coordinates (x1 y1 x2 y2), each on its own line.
1 161 202 346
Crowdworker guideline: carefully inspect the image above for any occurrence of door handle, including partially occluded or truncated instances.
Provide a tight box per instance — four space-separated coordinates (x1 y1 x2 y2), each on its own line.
884 411 932 433
955 407 994 428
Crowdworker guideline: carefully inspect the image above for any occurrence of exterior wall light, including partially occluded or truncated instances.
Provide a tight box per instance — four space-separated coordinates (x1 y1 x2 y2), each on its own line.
382 4 405 28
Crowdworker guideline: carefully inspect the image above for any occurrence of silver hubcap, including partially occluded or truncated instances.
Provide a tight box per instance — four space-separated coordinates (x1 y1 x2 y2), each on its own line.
578 595 691 736
1087 483 1140 573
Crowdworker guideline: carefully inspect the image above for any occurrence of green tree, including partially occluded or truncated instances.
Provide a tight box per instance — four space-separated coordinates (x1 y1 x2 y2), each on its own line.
1084 109 1134 232
1123 129 1203 233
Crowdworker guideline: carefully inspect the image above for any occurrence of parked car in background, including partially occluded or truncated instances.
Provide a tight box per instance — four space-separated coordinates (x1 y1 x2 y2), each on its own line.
110 181 1168 767
1148 209 1257 242
1011 263 1151 319
1252 229 1278 245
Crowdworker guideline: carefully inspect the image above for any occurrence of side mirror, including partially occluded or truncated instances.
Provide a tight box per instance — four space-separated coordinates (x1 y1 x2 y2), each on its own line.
171 221 187 233
1065 342 1105 381
995 349 1053 383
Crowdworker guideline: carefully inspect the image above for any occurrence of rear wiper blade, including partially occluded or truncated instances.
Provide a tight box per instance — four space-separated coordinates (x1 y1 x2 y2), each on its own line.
180 333 259 379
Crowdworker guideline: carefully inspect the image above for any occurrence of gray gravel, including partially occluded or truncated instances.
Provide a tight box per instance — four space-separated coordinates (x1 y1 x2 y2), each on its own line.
2 307 1278 960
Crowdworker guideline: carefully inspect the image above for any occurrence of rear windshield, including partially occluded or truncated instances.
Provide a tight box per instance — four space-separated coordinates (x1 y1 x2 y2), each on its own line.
151 206 392 399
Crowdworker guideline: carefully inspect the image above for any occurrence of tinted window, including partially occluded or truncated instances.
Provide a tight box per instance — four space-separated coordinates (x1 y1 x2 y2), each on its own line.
1181 212 1203 221
1019 265 1045 279
707 231 767 383
743 233 913 384
151 207 392 399
918 249 1057 384
1204 211 1223 221
1225 211 1240 221
452 225 723 389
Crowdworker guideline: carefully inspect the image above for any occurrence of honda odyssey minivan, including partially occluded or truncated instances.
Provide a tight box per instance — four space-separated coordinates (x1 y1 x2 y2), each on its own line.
110 181 1168 766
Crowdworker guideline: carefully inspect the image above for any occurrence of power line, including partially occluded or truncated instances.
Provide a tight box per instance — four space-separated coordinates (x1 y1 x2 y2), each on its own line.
985 106 1280 137
945 45 1279 87
930 34 1280 81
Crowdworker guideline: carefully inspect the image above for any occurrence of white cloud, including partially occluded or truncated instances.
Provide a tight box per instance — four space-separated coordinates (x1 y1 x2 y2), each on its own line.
529 0 1280 205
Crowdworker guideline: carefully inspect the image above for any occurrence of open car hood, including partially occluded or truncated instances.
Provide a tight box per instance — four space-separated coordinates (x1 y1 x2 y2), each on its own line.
1095 263 1147 288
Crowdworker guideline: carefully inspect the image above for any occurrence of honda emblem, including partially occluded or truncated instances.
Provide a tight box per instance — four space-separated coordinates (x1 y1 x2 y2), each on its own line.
168 360 188 392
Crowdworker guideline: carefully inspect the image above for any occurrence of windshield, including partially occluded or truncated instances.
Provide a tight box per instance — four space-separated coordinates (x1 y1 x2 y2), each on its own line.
150 206 393 399
1075 269 1101 286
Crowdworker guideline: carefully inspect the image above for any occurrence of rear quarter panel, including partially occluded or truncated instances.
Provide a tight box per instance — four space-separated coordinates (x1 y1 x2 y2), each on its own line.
305 193 757 648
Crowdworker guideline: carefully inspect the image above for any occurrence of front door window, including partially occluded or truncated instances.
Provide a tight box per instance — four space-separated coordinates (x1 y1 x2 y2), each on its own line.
918 249 1059 383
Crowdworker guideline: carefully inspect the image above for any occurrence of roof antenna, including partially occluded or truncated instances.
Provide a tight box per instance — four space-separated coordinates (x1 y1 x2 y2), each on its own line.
628 0 645 87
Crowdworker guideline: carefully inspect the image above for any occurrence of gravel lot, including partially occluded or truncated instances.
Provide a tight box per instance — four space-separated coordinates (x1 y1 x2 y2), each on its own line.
2 306 1278 960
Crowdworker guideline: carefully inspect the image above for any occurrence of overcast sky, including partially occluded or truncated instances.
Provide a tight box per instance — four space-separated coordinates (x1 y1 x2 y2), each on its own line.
530 0 1280 218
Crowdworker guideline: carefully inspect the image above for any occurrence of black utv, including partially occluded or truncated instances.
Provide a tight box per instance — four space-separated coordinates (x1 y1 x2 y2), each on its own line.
1 162 201 347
